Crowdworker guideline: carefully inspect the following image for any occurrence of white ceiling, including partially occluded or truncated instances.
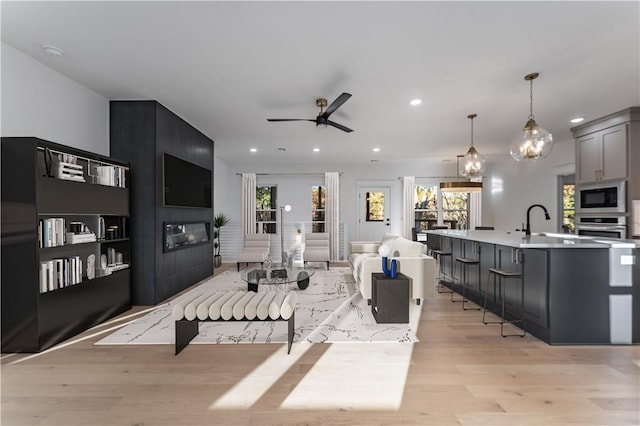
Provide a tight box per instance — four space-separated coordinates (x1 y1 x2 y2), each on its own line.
2 1 639 167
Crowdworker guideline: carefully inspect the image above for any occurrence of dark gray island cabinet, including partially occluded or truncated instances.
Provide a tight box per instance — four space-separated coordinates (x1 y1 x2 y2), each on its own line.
426 230 639 345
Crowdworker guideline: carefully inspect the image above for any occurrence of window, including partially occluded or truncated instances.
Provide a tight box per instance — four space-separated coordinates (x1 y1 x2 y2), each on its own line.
256 185 277 234
562 183 575 233
414 185 438 231
441 192 469 230
366 191 385 221
311 185 325 233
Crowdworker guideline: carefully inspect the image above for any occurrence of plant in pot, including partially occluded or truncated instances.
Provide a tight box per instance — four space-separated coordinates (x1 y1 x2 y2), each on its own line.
213 213 230 267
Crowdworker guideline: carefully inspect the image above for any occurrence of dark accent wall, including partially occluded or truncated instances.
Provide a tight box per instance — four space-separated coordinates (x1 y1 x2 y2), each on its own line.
110 101 214 305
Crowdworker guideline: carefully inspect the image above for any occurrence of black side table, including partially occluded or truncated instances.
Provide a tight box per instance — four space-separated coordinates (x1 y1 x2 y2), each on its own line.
371 272 410 323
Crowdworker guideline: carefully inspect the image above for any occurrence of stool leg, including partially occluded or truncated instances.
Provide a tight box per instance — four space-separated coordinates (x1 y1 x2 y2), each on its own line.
500 276 527 338
483 271 501 324
437 254 453 294
462 264 480 311
451 260 463 303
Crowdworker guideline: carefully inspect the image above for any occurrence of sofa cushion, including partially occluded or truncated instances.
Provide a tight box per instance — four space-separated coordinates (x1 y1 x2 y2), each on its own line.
351 252 378 281
390 236 424 257
381 233 398 249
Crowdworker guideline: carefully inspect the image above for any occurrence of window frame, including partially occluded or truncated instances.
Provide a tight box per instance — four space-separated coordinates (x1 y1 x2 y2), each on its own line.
256 185 278 234
311 185 326 233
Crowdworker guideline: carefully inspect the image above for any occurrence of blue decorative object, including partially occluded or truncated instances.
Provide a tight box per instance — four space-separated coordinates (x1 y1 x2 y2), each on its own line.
381 256 398 279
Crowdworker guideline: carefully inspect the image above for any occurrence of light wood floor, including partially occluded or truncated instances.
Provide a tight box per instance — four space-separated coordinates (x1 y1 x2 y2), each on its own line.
2 264 639 425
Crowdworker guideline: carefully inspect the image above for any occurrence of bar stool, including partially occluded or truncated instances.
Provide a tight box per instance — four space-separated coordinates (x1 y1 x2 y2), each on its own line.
433 236 453 294
482 267 526 337
452 256 480 310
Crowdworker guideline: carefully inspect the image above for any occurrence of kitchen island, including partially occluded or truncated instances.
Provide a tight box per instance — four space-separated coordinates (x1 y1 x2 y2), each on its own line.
425 230 639 345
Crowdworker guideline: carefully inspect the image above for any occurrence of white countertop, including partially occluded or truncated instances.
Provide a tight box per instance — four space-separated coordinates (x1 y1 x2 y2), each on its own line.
423 230 640 249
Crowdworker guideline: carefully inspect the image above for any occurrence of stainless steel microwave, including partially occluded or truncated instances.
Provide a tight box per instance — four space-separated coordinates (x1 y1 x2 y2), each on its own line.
577 181 626 214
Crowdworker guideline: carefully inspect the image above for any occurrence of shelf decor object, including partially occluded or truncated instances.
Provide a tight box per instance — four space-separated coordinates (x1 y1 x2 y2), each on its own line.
459 113 486 177
510 72 554 161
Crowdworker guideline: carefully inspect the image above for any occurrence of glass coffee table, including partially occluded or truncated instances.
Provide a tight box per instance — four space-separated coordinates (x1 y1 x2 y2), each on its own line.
241 265 316 292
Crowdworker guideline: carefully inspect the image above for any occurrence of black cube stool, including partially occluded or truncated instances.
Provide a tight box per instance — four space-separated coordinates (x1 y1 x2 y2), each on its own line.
482 268 526 337
452 257 480 310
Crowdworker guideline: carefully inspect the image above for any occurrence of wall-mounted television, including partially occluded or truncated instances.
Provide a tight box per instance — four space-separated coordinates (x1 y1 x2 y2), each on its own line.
163 153 212 208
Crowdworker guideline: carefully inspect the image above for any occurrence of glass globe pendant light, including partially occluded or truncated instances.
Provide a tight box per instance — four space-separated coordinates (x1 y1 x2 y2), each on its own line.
510 72 553 161
459 113 486 176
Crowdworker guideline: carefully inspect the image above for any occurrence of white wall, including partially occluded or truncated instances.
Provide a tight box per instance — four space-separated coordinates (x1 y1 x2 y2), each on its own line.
215 143 575 262
484 139 575 233
1 43 109 154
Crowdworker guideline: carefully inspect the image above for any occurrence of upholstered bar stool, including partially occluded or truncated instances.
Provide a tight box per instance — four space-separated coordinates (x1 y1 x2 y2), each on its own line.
452 255 480 310
482 267 526 337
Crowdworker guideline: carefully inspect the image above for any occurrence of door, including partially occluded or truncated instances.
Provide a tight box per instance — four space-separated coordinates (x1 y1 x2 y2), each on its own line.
358 186 390 241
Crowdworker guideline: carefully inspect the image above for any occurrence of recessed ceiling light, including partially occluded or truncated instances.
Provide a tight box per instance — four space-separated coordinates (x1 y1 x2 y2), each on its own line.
570 117 585 124
373 148 380 152
249 148 257 153
410 99 422 106
42 45 64 56
313 148 320 152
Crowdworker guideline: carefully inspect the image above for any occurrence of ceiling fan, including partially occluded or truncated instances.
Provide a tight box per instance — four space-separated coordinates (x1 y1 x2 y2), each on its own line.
267 92 354 133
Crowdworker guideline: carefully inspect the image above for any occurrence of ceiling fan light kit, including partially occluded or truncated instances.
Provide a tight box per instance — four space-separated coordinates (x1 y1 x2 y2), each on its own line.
460 113 486 177
267 92 354 133
510 72 553 161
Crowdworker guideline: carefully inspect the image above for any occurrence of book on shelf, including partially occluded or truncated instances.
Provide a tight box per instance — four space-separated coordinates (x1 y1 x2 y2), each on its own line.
95 165 126 188
52 161 85 182
39 256 83 293
65 232 97 244
39 218 66 248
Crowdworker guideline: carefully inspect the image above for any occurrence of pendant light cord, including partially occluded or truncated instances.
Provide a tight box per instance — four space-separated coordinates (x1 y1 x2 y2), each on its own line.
470 115 474 147
529 78 535 120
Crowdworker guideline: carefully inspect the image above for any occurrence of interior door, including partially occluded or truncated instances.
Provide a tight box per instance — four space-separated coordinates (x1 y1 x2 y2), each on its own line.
358 186 391 241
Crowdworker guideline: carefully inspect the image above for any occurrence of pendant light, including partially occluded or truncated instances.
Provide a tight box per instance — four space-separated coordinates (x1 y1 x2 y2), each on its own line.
510 72 553 161
459 113 486 176
440 155 483 193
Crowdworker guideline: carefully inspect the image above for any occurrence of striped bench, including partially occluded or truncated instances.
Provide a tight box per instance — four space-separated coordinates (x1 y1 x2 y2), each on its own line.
172 290 297 355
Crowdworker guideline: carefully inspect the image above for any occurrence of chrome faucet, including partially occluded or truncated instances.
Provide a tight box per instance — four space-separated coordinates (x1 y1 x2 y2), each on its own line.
525 204 551 236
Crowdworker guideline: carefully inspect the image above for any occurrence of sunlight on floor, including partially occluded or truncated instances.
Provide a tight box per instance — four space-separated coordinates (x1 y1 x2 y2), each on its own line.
281 343 414 410
4 305 161 365
209 342 414 411
209 342 313 409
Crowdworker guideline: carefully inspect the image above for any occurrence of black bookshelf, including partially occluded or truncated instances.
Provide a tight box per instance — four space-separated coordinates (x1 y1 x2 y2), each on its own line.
1 137 132 352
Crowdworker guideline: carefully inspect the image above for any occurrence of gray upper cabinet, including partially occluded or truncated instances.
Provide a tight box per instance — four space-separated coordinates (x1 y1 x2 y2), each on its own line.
576 123 627 184
573 107 640 187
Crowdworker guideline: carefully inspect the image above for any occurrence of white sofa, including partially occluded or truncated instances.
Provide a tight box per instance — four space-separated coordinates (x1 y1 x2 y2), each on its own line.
349 233 436 305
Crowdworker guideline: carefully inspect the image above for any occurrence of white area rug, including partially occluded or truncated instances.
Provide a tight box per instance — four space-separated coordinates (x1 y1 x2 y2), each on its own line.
95 267 422 346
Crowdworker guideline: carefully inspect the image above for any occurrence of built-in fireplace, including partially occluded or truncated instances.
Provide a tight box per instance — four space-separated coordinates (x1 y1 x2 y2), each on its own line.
163 222 210 252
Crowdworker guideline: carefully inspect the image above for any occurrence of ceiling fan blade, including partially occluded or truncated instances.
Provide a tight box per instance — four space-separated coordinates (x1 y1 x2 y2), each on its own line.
322 92 352 119
267 118 316 122
326 120 354 133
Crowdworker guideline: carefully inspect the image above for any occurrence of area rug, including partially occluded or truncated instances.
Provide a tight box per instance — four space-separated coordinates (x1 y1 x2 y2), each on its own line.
95 266 421 346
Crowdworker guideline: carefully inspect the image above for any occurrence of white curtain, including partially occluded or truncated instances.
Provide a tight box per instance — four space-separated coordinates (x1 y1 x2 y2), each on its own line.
468 178 482 230
402 176 415 239
241 173 256 235
325 172 339 261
